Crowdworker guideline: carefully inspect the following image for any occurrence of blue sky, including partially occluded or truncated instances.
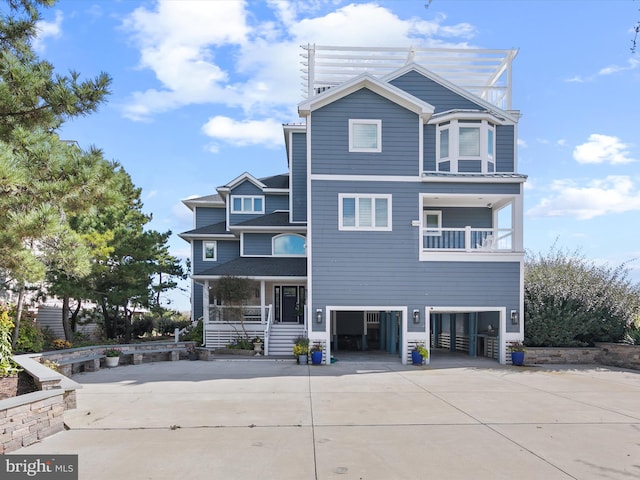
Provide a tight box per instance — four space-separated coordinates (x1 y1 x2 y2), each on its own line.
33 0 640 311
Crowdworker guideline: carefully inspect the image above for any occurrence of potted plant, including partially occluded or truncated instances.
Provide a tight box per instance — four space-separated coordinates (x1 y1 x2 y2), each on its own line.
293 336 309 364
103 348 121 367
310 342 323 365
186 343 198 361
509 341 526 366
411 343 429 365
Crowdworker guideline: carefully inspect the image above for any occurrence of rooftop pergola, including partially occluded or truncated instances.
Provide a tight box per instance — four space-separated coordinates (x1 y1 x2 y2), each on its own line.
301 45 518 110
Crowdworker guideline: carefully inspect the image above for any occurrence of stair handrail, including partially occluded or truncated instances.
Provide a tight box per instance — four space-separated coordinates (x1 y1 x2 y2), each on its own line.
263 304 273 356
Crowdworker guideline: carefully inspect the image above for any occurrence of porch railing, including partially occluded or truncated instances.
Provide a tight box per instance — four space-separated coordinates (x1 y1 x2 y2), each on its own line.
422 227 513 252
263 304 273 356
208 305 272 324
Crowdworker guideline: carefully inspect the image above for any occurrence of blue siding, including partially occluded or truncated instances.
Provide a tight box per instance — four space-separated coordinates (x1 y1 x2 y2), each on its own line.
193 281 203 321
458 160 482 173
390 70 483 113
310 179 520 333
439 207 492 228
422 182 520 195
291 132 307 222
193 240 239 274
423 125 436 171
195 207 225 229
243 233 274 256
311 88 420 176
496 125 515 172
232 181 262 195
266 194 289 213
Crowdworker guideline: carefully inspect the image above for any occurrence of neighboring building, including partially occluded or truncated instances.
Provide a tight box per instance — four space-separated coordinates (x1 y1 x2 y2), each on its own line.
180 46 526 364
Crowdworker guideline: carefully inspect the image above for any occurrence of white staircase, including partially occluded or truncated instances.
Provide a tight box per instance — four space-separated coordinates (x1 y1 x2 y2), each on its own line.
268 323 306 356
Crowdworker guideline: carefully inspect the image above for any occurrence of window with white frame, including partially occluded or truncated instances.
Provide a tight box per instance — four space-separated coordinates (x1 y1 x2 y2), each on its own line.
435 119 496 173
349 119 382 152
339 194 391 231
202 241 217 261
423 210 442 236
273 234 306 256
231 195 264 214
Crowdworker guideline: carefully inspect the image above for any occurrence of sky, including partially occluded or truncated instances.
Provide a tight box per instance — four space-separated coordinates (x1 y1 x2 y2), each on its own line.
31 0 640 312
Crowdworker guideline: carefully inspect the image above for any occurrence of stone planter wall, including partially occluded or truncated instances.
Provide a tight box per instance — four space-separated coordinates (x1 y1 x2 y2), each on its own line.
524 347 600 365
596 343 640 370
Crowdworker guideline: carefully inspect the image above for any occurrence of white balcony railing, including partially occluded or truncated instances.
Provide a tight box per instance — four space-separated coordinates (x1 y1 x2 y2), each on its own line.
422 227 513 252
207 305 271 324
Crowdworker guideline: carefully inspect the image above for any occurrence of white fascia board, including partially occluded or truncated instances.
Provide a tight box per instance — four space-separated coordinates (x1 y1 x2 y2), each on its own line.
263 189 290 194
178 233 236 241
421 175 528 184
384 63 518 123
224 172 267 190
298 73 435 121
311 174 421 182
192 275 307 282
228 225 307 233
419 252 524 262
428 110 513 126
181 197 225 210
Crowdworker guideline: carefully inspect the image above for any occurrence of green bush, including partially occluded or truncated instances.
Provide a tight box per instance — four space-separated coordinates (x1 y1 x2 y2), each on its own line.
181 319 202 342
0 308 20 376
525 246 640 347
132 316 154 338
15 318 44 353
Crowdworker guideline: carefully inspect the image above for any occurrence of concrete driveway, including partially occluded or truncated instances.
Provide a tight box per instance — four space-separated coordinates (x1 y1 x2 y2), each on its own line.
13 357 640 480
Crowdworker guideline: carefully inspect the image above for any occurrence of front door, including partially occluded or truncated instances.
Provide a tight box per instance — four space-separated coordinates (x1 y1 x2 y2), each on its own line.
282 286 299 323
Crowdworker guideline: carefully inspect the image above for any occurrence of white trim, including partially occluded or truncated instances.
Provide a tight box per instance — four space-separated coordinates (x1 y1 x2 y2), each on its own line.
230 195 265 214
312 174 420 182
193 275 306 282
288 129 294 223
178 233 236 241
338 193 392 231
202 241 217 262
306 113 313 343
423 210 442 236
421 175 527 184
349 119 382 153
224 172 267 190
418 118 424 177
229 225 306 233
420 252 524 262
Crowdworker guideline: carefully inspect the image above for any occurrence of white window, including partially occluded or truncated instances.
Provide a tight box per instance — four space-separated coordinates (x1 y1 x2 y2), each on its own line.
435 119 496 173
339 194 392 231
349 119 382 152
423 211 442 236
273 234 306 256
202 241 217 261
231 195 264 214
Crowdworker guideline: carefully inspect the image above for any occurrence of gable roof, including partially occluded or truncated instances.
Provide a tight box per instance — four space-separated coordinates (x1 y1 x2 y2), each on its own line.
182 194 224 211
178 221 235 240
384 63 518 123
194 257 307 278
298 72 435 121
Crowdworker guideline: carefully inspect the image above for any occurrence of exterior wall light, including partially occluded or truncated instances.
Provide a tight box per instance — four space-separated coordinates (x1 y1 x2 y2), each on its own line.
413 309 420 324
511 309 518 325
316 308 322 324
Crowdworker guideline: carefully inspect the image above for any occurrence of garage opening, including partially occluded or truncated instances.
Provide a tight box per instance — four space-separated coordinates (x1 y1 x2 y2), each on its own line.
430 311 499 361
331 310 402 356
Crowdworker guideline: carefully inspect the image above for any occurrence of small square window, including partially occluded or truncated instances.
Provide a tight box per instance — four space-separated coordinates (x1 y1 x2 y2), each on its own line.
349 119 382 152
203 241 217 261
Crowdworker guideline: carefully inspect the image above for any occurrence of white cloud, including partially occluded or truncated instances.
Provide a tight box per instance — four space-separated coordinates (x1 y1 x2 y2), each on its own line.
201 116 284 148
517 138 527 148
33 10 63 53
120 0 478 129
598 58 640 76
526 175 640 220
573 134 636 165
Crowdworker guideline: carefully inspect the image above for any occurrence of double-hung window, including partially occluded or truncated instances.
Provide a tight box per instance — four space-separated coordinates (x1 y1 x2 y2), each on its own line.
231 195 264 214
339 194 392 231
349 119 382 152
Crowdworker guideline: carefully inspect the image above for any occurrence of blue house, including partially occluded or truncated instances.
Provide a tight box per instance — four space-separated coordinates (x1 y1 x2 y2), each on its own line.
180 46 526 364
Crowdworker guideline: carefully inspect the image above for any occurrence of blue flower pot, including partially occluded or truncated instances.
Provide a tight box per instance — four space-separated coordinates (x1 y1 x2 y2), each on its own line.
511 351 525 366
411 350 423 365
311 350 323 365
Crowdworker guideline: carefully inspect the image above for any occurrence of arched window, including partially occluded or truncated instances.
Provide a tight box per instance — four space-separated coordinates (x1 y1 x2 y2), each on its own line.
273 234 306 256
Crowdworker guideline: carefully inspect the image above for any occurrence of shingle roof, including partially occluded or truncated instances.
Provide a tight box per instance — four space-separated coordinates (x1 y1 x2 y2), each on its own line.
180 221 229 237
234 212 303 228
197 257 306 277
259 174 289 189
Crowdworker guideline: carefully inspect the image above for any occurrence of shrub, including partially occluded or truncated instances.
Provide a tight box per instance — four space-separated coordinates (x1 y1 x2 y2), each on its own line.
52 338 72 349
0 307 20 376
182 319 203 342
132 316 154 338
15 318 44 353
525 245 640 347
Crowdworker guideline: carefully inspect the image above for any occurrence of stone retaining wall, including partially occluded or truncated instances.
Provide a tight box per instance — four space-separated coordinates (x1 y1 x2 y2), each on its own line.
524 347 600 365
596 343 640 370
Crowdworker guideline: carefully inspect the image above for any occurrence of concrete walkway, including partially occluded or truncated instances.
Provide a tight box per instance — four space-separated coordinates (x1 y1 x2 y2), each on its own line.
14 357 640 480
